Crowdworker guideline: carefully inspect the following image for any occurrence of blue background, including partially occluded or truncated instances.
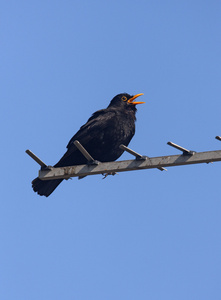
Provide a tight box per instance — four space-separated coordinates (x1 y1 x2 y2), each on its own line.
1 1 221 299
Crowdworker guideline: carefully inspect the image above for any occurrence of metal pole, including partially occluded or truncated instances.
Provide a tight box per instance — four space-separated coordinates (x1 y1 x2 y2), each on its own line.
38 149 221 180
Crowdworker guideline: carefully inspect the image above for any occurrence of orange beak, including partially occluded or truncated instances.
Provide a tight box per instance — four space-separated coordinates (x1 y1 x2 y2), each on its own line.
128 93 145 105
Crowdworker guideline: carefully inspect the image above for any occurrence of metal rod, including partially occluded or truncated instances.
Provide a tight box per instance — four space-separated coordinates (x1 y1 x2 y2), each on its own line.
73 140 98 164
167 141 194 155
120 144 166 171
26 149 47 168
120 144 145 159
216 136 221 141
38 149 221 180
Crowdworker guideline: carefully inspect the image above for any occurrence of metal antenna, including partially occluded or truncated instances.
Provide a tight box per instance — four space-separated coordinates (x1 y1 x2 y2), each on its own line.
26 136 221 181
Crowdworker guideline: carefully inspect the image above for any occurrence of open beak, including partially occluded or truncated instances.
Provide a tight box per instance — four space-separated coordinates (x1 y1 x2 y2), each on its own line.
128 93 145 105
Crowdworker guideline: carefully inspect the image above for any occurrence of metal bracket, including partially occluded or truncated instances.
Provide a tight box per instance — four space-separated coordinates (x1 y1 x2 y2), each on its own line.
167 141 195 155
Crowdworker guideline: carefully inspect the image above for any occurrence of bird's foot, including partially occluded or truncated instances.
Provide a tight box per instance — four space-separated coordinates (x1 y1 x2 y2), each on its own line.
102 172 118 179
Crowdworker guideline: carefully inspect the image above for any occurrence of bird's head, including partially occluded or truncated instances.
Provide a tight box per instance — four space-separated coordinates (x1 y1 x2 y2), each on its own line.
108 93 145 110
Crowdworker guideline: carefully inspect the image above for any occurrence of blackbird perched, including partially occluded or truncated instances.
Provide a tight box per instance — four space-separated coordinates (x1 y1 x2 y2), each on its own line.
32 93 145 197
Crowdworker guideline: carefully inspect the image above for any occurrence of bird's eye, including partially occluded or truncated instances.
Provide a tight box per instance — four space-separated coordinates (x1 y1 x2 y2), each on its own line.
121 96 127 101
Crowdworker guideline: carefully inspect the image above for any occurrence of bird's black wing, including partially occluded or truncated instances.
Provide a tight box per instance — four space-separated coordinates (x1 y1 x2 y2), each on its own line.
55 109 116 166
66 109 115 149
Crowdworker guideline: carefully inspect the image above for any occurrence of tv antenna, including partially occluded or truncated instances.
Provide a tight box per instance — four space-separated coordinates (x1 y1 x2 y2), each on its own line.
26 137 221 180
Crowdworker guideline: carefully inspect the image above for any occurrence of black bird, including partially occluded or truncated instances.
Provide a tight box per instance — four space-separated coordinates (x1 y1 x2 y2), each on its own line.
32 93 145 197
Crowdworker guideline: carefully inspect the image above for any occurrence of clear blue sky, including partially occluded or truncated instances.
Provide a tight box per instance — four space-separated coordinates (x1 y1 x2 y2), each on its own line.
1 1 221 299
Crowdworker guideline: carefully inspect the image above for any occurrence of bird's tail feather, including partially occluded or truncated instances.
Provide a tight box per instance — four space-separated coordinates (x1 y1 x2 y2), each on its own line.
32 177 63 197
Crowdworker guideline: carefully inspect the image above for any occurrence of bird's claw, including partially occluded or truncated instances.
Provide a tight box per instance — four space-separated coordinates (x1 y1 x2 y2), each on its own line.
102 172 118 179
